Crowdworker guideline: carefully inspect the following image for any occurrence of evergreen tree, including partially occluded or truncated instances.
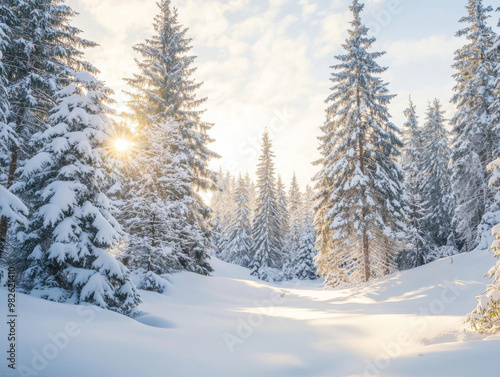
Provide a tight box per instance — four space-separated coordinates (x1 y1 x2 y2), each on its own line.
247 174 257 224
210 169 225 256
475 11 500 252
276 175 289 251
224 174 253 267
294 220 318 281
293 185 318 280
0 9 27 247
217 171 235 259
467 158 500 334
451 0 499 252
420 100 454 253
399 98 428 269
314 0 406 287
18 72 140 314
288 174 303 255
0 0 96 258
119 119 209 292
250 131 282 281
125 0 217 272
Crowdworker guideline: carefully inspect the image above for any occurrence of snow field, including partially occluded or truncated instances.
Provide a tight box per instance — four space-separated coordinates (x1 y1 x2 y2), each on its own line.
2 250 500 377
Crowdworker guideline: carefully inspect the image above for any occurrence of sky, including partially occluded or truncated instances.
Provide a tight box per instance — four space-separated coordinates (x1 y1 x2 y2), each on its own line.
66 0 500 190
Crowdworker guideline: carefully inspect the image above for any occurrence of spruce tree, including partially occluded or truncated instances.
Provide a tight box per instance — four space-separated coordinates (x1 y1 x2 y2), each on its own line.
314 0 406 286
224 174 253 267
119 119 209 291
247 174 257 224
467 158 500 334
475 11 500 252
0 0 96 258
276 175 289 254
293 185 318 280
451 0 499 252
399 98 428 269
125 0 217 273
294 221 318 281
18 72 140 314
420 100 454 253
288 173 303 260
217 171 235 260
210 169 225 256
0 9 27 245
250 131 282 281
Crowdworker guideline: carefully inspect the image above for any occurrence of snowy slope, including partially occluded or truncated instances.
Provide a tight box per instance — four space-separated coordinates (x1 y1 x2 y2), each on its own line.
2 250 499 377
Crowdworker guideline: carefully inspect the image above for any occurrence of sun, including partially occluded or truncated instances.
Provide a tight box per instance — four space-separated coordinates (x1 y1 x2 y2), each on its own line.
113 138 133 153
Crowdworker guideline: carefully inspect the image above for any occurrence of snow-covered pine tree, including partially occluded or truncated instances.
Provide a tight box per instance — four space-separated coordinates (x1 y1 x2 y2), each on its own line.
223 174 253 267
210 169 226 256
292 185 318 280
250 131 282 281
294 212 318 281
398 98 428 269
420 99 454 255
491 11 500 131
276 175 289 259
475 10 500 253
217 171 235 260
0 9 28 255
17 71 140 314
247 173 257 224
119 118 207 292
451 0 499 252
288 173 303 256
125 0 217 273
467 158 500 334
0 0 96 258
302 185 315 222
314 0 406 287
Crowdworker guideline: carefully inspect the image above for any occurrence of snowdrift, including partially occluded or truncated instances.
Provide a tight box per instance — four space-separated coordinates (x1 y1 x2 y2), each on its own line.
1 250 499 377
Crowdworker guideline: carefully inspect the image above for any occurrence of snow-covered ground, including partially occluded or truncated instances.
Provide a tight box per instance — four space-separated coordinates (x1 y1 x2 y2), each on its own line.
2 250 500 377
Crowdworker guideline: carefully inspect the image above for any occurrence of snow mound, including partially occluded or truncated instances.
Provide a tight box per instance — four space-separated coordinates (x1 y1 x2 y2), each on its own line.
134 313 177 329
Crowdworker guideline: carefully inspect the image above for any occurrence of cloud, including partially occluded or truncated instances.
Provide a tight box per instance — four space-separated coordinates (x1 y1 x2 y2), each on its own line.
299 0 318 18
387 35 461 65
314 11 350 58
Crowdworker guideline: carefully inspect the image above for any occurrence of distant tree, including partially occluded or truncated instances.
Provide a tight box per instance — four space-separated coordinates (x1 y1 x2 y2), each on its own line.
420 100 454 253
224 174 253 267
276 175 289 260
293 186 318 280
250 131 282 281
288 174 303 256
399 98 428 269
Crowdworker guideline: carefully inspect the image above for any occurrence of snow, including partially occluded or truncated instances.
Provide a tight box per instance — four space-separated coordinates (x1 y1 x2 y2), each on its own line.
2 250 500 377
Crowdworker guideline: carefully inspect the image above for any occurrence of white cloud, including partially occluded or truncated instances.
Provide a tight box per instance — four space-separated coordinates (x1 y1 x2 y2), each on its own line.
314 11 350 58
299 0 318 18
387 35 461 65
176 0 230 46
